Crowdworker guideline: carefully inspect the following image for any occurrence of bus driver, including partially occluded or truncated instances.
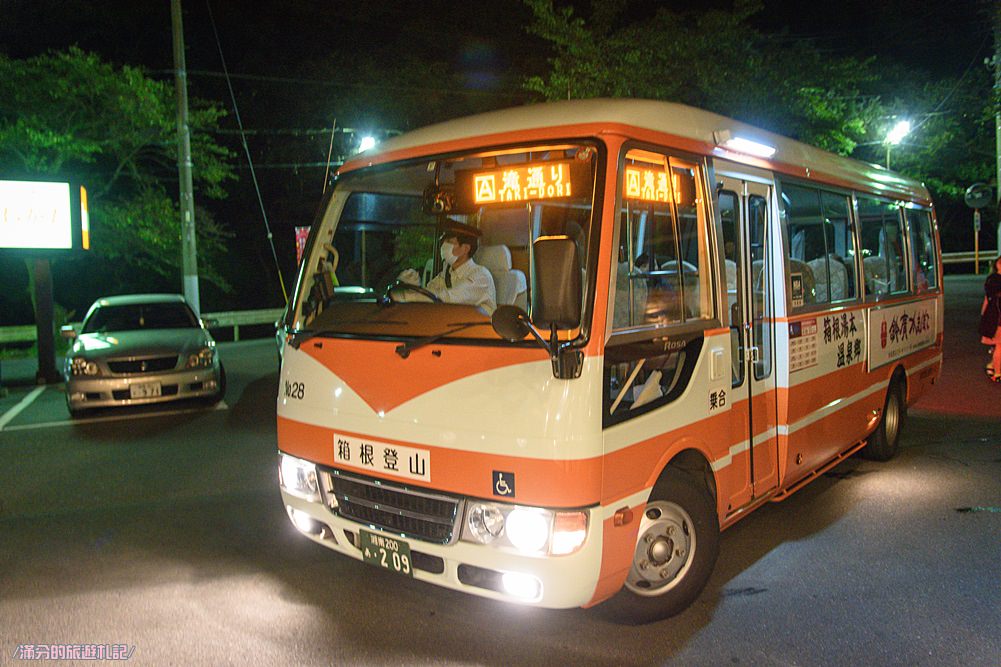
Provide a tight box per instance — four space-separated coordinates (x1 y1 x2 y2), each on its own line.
397 220 497 314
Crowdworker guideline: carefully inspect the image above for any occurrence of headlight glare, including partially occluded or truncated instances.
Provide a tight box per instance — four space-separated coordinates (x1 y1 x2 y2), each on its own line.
462 501 590 556
279 454 319 501
505 508 550 554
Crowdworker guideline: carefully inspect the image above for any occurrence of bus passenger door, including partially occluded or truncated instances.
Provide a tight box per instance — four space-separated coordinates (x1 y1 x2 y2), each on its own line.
718 174 779 498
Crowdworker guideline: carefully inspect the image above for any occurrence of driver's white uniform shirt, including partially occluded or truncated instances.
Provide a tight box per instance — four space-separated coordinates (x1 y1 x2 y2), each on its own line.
426 258 497 315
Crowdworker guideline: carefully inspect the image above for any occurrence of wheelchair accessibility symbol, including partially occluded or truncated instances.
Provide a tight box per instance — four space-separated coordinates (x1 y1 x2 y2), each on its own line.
492 471 515 497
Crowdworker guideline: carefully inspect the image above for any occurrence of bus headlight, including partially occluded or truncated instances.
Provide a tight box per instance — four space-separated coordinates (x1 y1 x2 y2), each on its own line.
506 508 549 554
462 502 588 556
279 453 320 502
467 504 505 543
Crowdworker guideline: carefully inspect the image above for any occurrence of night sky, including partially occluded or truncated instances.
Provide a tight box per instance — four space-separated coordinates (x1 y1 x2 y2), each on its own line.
0 0 993 317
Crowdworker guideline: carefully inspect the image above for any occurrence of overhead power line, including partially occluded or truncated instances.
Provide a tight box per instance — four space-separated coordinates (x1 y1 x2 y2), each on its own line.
153 68 530 99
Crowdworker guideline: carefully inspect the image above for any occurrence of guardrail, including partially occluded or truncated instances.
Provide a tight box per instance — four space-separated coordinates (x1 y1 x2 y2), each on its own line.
0 307 285 346
942 251 995 266
0 254 991 345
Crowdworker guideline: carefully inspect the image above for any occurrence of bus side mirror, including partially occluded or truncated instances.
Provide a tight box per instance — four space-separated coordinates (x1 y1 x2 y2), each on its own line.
531 235 581 330
491 305 531 341
489 235 583 380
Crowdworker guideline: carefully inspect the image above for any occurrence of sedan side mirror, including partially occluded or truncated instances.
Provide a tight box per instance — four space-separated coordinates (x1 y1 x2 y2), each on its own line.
60 325 77 340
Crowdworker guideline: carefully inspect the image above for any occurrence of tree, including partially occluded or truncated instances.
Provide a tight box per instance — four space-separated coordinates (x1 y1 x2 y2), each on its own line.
523 0 881 155
0 47 236 289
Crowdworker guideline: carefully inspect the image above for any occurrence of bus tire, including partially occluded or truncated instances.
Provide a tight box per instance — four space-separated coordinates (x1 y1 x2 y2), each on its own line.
862 376 906 461
602 470 719 624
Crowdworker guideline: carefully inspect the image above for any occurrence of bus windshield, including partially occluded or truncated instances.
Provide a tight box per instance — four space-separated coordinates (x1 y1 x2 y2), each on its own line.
290 142 600 341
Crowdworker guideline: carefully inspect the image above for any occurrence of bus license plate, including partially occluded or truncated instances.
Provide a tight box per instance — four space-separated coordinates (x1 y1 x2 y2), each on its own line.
129 382 162 399
360 530 413 577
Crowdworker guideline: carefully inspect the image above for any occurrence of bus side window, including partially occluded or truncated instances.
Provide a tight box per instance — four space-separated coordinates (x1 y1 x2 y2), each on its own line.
605 147 713 427
906 209 937 292
858 197 907 300
780 183 856 310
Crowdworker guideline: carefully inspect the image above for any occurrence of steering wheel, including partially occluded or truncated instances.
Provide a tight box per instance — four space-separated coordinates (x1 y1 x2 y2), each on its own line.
383 280 442 304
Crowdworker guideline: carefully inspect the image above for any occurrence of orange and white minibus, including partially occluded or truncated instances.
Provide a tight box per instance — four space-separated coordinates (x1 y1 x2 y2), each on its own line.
277 99 942 621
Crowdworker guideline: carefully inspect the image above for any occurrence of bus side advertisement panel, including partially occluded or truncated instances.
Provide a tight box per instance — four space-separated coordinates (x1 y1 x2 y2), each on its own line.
867 300 938 371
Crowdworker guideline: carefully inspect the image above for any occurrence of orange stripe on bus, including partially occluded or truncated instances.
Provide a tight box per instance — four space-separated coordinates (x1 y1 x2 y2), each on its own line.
278 417 603 507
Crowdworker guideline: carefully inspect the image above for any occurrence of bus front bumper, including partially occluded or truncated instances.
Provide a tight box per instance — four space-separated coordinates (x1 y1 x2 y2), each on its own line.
279 487 604 610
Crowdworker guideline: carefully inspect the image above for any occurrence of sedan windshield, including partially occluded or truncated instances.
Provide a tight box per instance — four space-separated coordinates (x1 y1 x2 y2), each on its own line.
291 142 600 340
82 303 198 333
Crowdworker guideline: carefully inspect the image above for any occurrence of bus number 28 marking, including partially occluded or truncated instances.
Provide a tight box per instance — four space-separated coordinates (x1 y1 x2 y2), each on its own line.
284 381 305 400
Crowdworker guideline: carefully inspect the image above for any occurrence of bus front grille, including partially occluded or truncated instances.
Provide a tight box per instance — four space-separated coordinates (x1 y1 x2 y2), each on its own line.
324 469 462 545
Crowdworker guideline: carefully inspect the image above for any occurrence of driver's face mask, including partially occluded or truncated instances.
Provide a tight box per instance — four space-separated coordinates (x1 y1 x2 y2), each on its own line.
440 240 458 266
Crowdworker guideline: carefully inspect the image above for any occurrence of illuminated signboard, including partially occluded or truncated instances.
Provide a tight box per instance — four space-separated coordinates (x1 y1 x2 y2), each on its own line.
624 166 686 204
471 160 574 205
0 179 90 252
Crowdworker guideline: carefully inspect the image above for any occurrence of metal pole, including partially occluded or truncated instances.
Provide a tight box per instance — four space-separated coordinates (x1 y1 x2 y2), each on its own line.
171 0 200 315
993 2 1001 257
975 209 981 274
33 259 59 384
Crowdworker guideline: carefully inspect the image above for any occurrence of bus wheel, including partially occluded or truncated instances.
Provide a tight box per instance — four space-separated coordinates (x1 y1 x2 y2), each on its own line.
604 470 719 623
862 377 906 461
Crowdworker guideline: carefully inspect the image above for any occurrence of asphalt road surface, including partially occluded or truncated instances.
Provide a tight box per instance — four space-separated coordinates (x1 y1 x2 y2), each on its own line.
0 277 998 666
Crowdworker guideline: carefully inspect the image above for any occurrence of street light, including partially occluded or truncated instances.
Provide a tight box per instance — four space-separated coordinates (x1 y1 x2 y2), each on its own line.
884 120 911 169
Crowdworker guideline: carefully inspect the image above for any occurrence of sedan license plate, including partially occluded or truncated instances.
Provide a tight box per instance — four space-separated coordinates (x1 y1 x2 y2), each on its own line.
360 530 413 577
129 382 162 399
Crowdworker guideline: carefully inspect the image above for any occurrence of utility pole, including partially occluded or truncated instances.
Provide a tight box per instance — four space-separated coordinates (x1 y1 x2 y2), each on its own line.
171 0 200 315
993 2 1001 257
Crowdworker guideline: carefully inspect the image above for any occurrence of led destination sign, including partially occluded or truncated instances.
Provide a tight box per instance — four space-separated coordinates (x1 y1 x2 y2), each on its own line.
471 160 574 204
624 166 685 204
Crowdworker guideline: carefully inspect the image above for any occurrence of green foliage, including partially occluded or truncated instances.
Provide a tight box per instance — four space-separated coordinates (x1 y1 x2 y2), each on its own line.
523 0 884 155
523 0 997 247
0 48 236 287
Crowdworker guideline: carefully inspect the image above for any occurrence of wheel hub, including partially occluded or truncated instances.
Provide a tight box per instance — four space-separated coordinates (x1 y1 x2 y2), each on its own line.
625 500 697 596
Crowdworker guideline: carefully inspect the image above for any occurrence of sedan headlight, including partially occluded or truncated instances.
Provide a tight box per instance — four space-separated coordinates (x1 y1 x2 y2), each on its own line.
279 453 320 502
185 346 216 369
69 357 100 376
462 501 588 556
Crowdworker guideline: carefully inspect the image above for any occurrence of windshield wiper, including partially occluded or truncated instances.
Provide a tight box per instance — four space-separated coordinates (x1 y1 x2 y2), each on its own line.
395 322 489 359
289 319 407 349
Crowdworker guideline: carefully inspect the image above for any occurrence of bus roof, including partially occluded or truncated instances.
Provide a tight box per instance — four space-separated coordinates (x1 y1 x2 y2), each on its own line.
343 98 930 204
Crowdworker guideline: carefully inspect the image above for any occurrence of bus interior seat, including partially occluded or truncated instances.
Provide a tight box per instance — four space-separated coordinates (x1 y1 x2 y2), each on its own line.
613 260 648 329
863 256 889 296
659 260 701 319
807 254 849 301
725 258 738 316
480 209 531 284
751 259 764 292
477 244 527 309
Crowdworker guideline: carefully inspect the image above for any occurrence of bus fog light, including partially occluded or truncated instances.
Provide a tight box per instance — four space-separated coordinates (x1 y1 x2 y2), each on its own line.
279 453 320 501
506 508 550 554
550 511 588 555
467 504 505 543
501 572 541 600
287 506 317 534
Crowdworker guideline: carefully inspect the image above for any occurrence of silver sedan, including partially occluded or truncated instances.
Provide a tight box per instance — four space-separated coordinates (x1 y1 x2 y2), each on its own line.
62 294 225 417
